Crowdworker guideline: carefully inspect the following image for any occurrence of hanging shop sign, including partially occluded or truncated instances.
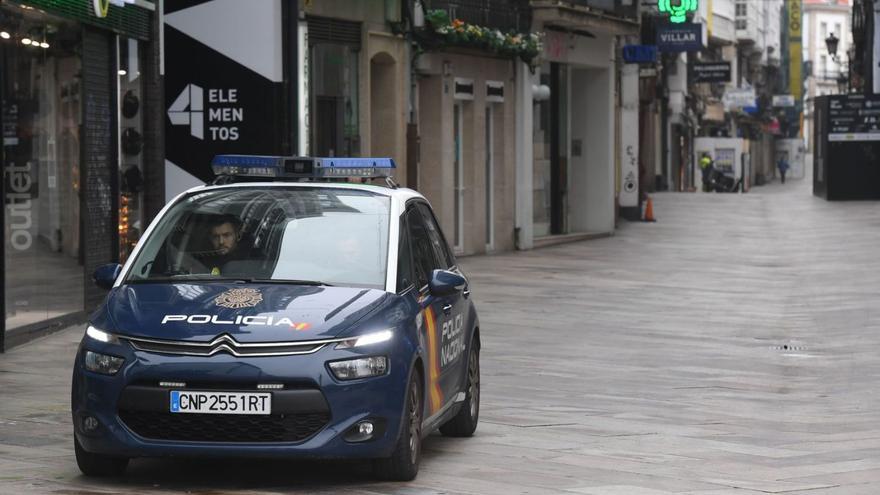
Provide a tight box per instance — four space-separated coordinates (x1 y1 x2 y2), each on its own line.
772 95 796 107
692 62 731 83
657 23 703 52
622 45 658 64
787 0 803 100
659 0 699 24
723 88 756 109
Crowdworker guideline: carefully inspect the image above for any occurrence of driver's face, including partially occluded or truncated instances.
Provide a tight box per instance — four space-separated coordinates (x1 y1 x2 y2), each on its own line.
210 222 238 255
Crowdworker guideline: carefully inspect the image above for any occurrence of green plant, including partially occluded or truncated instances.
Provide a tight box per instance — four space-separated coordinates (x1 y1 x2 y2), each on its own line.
421 9 543 67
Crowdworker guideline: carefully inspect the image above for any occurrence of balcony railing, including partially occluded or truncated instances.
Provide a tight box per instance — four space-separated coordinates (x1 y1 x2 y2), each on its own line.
425 0 532 32
815 70 847 82
556 0 639 21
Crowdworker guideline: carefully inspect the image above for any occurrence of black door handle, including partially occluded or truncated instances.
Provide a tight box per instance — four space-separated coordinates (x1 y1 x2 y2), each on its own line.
462 288 470 298
442 303 453 314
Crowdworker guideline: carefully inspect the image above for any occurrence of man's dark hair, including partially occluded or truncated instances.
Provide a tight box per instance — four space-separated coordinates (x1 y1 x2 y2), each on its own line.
208 214 242 231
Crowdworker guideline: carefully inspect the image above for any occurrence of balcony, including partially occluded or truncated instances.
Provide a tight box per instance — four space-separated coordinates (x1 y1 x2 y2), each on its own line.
530 0 639 35
425 0 532 32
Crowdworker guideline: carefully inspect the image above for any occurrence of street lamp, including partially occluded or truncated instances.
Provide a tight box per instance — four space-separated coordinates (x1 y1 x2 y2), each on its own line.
825 32 839 60
825 33 849 93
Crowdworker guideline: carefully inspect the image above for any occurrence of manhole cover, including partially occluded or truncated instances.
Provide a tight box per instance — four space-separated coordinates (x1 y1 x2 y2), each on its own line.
773 344 807 351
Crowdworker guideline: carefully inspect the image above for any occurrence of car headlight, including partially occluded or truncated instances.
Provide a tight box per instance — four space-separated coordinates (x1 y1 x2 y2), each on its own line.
86 325 119 345
335 329 393 349
84 350 125 375
328 356 388 380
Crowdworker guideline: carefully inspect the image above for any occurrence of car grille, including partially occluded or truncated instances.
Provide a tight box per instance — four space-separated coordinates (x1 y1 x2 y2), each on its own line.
118 410 331 443
123 334 337 357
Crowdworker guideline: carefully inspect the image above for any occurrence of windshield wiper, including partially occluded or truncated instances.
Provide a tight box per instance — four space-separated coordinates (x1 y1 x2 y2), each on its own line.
239 278 333 287
127 276 333 286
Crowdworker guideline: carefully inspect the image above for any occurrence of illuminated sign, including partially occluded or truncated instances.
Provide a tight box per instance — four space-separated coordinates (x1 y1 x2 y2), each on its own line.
92 0 110 18
659 0 698 24
93 0 136 19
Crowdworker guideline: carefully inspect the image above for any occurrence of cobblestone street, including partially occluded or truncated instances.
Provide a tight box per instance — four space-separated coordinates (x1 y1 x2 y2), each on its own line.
3 177 880 494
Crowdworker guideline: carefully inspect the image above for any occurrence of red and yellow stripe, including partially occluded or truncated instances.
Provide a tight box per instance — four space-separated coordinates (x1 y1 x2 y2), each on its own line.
423 306 444 414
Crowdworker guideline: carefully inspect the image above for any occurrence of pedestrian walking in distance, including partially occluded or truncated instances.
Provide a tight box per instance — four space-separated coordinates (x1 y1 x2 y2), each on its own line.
777 156 790 184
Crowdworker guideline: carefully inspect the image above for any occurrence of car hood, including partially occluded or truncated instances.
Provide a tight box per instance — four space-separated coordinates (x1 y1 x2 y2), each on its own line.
93 283 391 343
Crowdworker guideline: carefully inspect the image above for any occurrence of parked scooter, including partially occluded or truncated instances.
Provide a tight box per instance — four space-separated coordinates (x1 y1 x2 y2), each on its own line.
705 168 742 193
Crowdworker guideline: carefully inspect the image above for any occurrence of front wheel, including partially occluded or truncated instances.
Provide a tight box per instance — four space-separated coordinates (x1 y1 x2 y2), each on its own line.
373 369 423 481
74 436 129 477
439 339 480 437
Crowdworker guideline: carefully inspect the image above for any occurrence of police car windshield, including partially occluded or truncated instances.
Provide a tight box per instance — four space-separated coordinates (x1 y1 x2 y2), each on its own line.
126 187 391 290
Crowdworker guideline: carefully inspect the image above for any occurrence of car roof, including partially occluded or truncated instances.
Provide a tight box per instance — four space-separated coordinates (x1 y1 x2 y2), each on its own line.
184 181 426 206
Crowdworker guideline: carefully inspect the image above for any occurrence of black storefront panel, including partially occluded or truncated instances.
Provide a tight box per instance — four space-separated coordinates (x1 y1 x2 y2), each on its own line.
814 94 880 200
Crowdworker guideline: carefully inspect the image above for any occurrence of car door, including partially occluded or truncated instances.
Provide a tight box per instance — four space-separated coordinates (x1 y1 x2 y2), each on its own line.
415 202 470 408
404 205 457 418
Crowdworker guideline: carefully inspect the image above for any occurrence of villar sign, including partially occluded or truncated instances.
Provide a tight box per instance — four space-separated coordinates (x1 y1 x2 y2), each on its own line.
657 23 703 52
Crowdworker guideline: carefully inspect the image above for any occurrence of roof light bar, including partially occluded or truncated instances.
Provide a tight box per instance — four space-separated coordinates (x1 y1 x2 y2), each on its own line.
211 155 395 180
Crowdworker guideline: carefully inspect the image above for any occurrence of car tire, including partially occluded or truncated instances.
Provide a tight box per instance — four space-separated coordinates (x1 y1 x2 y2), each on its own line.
74 436 129 477
373 369 423 481
439 339 480 437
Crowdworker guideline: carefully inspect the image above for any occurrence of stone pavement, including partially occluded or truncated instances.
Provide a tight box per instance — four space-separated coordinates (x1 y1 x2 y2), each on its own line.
3 176 880 494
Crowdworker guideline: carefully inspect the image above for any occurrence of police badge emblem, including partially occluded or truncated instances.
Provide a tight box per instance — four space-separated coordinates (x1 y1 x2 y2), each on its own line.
214 288 263 309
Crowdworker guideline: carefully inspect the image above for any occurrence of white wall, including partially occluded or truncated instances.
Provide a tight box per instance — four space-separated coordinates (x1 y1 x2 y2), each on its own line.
570 68 614 233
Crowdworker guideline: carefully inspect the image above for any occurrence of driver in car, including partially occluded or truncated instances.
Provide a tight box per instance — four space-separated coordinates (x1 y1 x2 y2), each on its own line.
202 215 250 275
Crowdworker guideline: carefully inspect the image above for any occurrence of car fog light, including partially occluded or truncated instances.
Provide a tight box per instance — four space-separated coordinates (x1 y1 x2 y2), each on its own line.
83 416 99 432
328 356 388 380
358 421 374 436
84 351 124 375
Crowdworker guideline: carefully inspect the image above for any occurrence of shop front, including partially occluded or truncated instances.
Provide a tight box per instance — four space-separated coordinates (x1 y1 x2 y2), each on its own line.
1 0 159 351
532 30 617 241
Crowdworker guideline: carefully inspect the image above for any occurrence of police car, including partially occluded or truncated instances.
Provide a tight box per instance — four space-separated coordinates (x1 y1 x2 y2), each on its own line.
72 156 480 481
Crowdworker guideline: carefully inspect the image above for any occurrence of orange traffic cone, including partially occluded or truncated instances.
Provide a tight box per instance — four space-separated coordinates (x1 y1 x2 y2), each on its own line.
643 196 656 222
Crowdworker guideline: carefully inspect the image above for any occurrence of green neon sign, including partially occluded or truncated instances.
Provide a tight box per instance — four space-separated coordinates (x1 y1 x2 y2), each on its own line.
659 0 698 23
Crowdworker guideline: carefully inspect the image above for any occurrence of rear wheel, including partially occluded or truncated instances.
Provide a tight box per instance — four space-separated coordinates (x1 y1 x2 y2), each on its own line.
373 369 423 481
74 436 129 477
440 340 480 437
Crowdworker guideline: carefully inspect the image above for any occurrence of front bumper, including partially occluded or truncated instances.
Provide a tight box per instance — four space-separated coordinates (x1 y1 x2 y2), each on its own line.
71 336 413 459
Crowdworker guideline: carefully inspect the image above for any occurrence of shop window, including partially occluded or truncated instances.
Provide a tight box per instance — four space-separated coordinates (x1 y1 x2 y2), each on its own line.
117 36 145 263
2 8 83 330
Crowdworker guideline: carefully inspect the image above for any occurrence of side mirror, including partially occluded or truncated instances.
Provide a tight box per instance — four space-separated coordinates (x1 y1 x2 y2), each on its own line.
428 269 466 297
93 263 122 290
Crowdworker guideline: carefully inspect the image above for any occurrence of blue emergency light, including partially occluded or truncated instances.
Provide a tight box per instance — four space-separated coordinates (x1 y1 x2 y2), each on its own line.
211 155 396 180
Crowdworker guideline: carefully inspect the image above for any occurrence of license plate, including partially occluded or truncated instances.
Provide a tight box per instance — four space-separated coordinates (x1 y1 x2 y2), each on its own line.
169 390 272 415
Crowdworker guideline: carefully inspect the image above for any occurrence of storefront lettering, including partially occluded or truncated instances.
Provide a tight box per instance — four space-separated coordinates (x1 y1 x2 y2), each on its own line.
6 162 33 250
168 84 243 142
207 89 242 141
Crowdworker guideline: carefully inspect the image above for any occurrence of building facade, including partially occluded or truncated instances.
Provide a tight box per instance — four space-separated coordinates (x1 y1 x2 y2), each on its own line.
1 0 161 352
803 0 852 150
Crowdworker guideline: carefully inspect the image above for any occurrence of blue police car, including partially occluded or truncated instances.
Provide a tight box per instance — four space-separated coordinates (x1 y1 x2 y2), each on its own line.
72 156 480 481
